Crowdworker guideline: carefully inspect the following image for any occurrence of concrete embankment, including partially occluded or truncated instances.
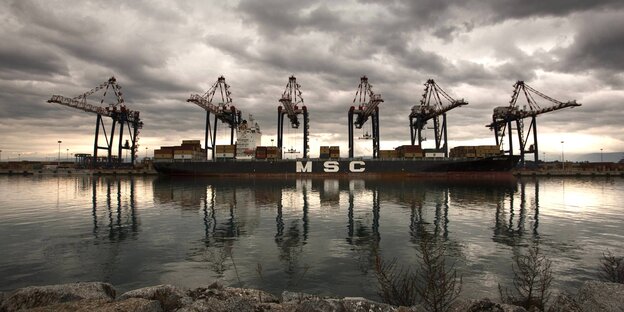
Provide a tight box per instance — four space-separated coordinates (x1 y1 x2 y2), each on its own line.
1 281 623 312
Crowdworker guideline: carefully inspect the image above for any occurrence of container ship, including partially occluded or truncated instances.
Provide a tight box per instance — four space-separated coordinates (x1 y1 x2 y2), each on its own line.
153 140 520 177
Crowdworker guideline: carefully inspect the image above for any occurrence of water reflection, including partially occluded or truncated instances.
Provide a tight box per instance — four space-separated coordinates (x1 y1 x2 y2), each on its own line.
493 179 540 246
346 185 380 274
149 176 554 294
91 177 138 241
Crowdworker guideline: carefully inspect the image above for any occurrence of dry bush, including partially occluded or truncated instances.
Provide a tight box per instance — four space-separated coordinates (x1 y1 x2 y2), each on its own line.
416 234 462 312
599 250 624 284
375 233 462 311
375 256 419 306
499 244 552 310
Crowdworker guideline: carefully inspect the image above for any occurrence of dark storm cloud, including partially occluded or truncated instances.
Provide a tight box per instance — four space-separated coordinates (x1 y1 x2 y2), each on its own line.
554 12 624 77
485 0 624 21
0 44 68 77
1 0 623 157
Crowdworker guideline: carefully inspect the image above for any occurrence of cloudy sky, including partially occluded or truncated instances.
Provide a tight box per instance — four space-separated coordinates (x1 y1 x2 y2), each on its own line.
1 0 623 161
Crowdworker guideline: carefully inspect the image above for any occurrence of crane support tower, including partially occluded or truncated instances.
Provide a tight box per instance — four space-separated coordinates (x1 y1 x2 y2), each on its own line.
48 76 143 168
486 81 581 165
187 76 242 160
277 76 309 158
409 79 467 157
348 76 384 158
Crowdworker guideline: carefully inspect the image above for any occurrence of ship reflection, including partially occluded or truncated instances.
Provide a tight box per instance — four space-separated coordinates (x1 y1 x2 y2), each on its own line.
493 179 541 246
151 176 542 281
91 177 138 241
347 185 380 273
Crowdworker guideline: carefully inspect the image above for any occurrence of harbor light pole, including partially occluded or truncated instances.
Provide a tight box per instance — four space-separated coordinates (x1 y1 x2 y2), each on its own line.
561 141 565 170
66 148 69 161
145 147 148 159
600 148 603 162
57 140 62 167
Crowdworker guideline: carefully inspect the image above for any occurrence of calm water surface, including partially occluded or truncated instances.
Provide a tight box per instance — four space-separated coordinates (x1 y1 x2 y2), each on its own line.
0 175 622 300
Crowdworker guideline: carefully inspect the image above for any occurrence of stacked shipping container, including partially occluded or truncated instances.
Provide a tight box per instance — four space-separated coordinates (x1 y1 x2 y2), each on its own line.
255 146 281 160
154 140 205 161
395 145 423 159
449 145 501 158
215 145 236 159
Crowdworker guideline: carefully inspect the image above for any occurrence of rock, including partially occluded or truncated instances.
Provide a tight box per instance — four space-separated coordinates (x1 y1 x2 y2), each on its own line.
450 298 527 312
175 297 256 312
23 298 162 312
576 281 624 312
340 297 404 311
0 282 116 312
292 298 344 312
546 293 582 312
281 291 321 303
187 286 278 304
118 284 190 311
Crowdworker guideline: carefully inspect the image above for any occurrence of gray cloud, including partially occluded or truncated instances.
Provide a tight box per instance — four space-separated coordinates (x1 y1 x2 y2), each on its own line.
0 0 622 159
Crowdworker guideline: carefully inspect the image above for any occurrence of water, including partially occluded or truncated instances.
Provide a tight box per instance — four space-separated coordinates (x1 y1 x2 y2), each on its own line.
1 175 623 300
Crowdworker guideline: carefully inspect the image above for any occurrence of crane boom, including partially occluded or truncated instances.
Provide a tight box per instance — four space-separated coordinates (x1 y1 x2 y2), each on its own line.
187 76 241 126
348 76 383 158
48 95 141 125
47 76 142 167
409 79 467 156
486 80 581 165
279 75 305 128
352 76 383 128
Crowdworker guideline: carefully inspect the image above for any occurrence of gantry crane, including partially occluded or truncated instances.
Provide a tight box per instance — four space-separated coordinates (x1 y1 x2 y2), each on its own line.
187 76 242 160
277 76 309 158
348 76 384 158
487 81 581 164
409 79 468 157
48 77 142 167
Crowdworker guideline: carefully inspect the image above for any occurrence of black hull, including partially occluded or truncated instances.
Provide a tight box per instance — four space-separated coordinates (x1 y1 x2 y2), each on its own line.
153 156 521 177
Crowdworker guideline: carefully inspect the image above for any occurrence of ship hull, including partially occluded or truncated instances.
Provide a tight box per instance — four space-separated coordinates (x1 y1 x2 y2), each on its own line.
153 156 520 177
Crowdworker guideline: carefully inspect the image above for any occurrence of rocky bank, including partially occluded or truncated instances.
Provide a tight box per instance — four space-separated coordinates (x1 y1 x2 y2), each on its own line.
1 280 622 312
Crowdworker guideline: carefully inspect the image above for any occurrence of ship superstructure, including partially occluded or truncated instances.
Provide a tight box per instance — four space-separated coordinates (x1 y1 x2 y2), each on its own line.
236 115 262 159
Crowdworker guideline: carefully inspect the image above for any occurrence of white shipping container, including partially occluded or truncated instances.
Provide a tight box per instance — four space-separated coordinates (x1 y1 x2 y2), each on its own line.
425 152 445 158
215 152 235 158
173 154 192 160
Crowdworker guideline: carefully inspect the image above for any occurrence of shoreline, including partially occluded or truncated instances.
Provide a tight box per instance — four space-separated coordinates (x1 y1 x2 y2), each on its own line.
1 281 623 311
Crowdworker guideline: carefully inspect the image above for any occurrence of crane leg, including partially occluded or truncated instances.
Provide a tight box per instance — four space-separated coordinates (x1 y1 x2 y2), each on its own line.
303 107 309 159
409 116 415 145
204 111 212 160
442 113 448 157
118 118 125 164
212 114 218 161
348 109 354 158
516 119 524 166
108 118 116 167
93 114 101 168
131 122 138 166
507 120 513 157
532 116 538 163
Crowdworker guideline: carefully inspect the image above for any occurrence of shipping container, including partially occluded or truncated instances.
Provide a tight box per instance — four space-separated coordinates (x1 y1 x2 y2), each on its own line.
215 153 235 158
379 150 397 159
255 146 268 159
